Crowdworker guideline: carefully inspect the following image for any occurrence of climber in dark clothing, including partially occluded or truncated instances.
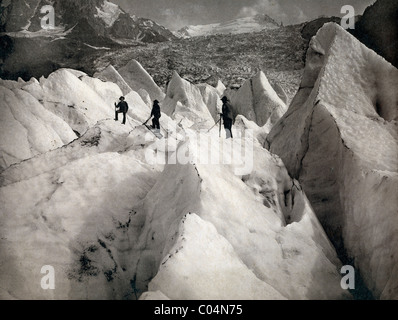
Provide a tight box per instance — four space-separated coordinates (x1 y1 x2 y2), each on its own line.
150 100 161 130
115 96 129 125
221 96 234 139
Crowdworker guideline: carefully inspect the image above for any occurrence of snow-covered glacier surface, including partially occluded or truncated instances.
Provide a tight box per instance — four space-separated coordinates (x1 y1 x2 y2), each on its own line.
1 22 396 300
0 63 350 300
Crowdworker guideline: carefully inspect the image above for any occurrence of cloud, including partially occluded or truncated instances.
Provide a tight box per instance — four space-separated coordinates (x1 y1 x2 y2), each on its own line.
160 4 219 30
237 0 377 25
238 0 276 16
160 8 192 31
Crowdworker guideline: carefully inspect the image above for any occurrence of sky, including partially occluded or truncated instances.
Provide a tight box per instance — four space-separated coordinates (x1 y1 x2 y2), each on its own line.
111 0 376 31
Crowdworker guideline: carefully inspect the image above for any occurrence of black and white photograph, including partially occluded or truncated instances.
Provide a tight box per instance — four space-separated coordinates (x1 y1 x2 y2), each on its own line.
0 0 397 305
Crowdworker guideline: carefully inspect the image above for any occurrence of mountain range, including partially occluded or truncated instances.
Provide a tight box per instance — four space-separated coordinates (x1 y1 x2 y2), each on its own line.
0 0 176 43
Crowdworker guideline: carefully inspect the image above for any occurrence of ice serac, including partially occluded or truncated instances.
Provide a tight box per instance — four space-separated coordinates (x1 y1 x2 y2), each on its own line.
139 131 349 300
162 71 215 128
118 59 165 102
271 81 289 105
0 119 164 300
94 65 133 96
0 68 155 171
0 78 77 170
215 80 226 97
225 71 287 128
1 66 350 300
147 213 287 300
22 68 125 137
197 83 223 122
267 23 398 299
80 70 153 124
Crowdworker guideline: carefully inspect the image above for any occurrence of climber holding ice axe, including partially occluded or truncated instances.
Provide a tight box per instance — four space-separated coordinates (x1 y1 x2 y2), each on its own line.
220 96 234 139
114 96 129 125
143 100 162 129
207 97 234 138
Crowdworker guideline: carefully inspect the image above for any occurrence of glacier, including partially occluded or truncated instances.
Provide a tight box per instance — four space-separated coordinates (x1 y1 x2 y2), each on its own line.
0 22 396 300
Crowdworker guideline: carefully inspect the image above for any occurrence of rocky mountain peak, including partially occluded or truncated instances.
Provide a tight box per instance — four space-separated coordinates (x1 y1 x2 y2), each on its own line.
0 0 176 43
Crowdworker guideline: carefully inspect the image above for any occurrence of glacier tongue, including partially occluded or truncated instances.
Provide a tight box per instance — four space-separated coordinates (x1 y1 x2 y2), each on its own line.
267 23 398 299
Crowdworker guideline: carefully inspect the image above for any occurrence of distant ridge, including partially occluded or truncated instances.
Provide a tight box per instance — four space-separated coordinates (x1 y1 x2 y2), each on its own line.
175 14 280 38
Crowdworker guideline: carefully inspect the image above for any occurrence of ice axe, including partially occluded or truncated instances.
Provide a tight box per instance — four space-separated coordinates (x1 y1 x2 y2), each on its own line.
219 113 222 138
207 116 221 133
143 116 152 126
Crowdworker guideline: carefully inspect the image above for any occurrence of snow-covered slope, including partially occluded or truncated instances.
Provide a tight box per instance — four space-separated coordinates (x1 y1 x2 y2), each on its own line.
267 23 398 299
176 14 280 38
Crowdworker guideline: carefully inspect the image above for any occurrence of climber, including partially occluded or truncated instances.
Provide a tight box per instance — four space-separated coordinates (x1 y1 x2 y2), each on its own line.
144 100 162 130
114 96 129 125
221 96 234 139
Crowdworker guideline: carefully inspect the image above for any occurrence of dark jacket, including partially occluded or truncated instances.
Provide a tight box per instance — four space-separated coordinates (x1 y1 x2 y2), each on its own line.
222 102 234 122
117 101 129 113
151 103 161 120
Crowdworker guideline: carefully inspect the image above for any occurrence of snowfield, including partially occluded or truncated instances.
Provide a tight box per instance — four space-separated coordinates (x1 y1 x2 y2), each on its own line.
0 22 396 300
